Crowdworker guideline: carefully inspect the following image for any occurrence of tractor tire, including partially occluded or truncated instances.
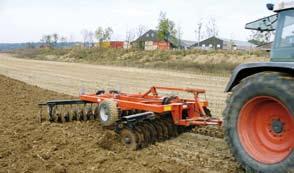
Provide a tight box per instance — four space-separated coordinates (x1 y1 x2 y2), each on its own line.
97 100 119 126
223 72 294 173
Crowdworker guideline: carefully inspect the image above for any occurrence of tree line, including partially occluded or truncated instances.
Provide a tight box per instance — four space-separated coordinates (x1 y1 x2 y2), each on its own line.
40 12 271 49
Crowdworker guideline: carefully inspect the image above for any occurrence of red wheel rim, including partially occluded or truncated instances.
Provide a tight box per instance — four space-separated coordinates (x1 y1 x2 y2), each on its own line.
238 96 294 164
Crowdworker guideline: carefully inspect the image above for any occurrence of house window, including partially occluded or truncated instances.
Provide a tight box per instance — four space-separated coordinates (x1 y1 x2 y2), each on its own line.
202 44 206 47
146 34 149 37
151 33 154 37
209 44 213 48
217 44 221 48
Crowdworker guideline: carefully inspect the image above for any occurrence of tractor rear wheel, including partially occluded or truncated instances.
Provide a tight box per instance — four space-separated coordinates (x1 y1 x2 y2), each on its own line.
224 72 294 173
98 100 119 126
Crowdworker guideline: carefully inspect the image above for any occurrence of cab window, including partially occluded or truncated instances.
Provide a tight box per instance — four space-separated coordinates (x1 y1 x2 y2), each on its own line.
277 10 294 48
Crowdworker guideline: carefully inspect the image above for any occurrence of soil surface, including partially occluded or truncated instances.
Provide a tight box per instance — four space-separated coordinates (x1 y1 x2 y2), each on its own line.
0 75 243 172
0 53 228 117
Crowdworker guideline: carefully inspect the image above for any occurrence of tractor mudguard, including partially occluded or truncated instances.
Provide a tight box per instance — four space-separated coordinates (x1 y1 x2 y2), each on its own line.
225 62 294 92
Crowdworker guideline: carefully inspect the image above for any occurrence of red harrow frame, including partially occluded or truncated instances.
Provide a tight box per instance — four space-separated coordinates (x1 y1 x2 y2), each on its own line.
39 86 222 149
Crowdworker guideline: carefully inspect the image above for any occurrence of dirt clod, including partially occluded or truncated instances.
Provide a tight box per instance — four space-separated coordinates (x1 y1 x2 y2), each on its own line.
97 130 119 150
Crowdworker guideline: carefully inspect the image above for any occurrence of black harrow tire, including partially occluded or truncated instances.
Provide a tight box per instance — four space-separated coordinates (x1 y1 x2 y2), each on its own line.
223 72 294 173
97 100 119 127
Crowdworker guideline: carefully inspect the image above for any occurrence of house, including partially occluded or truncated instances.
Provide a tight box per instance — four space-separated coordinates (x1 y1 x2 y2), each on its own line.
191 37 224 50
190 36 256 50
132 30 179 50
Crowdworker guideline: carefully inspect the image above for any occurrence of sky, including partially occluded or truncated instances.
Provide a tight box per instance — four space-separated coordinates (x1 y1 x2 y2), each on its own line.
0 0 276 43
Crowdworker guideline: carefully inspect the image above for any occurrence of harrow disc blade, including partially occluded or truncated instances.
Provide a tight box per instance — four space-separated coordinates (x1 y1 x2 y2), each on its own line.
152 121 164 141
120 128 139 150
144 122 158 143
141 123 155 144
157 120 169 139
85 106 95 120
160 119 175 138
137 123 151 147
134 126 145 148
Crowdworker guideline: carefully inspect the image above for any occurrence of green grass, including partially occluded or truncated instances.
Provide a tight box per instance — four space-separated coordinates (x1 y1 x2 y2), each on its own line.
11 47 269 76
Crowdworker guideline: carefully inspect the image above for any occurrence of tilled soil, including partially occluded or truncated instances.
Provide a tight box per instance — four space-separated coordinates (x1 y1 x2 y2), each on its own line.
0 75 243 173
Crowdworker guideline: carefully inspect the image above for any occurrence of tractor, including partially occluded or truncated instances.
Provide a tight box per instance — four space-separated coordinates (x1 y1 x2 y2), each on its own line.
223 2 294 173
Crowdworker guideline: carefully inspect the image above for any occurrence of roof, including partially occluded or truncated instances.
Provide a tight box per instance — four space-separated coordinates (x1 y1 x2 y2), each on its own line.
134 30 158 42
190 36 256 48
133 29 180 48
274 1 294 12
180 40 197 48
190 36 222 47
221 38 257 47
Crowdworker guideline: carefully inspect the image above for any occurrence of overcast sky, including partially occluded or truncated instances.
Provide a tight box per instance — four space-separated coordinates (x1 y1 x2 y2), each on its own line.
0 0 276 43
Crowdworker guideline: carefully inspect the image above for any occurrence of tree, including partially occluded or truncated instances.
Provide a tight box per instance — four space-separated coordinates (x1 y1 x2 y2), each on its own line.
52 33 59 45
95 27 104 42
60 36 67 43
205 17 218 38
45 35 52 45
135 25 147 49
104 27 113 41
40 35 53 48
205 17 219 49
157 12 177 41
95 27 113 47
136 25 147 38
195 20 203 47
177 25 183 49
88 31 94 47
249 31 273 46
81 29 92 47
125 29 136 49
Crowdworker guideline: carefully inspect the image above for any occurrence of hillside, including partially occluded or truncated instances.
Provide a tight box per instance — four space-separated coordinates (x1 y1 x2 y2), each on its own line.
11 48 269 75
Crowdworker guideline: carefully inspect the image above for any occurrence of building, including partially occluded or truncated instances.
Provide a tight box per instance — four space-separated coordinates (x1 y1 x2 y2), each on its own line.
190 36 256 50
132 30 180 50
95 41 131 49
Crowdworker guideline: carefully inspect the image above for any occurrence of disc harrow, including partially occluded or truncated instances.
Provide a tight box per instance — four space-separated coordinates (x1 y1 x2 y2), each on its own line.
39 86 223 150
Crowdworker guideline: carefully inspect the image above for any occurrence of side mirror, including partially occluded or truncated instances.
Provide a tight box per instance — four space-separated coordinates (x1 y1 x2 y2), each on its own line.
267 3 274 11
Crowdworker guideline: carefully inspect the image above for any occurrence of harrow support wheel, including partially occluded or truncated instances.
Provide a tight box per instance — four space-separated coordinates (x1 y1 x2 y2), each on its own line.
224 72 294 173
120 128 139 150
98 100 119 126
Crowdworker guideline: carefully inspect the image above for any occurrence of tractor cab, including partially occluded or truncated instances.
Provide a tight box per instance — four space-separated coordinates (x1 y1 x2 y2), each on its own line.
245 2 294 61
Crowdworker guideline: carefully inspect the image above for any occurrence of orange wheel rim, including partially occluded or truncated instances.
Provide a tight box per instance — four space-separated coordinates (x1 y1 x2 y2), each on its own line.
238 96 294 164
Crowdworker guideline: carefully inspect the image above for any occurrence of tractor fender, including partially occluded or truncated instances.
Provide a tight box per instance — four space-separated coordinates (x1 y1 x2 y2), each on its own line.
225 62 294 92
